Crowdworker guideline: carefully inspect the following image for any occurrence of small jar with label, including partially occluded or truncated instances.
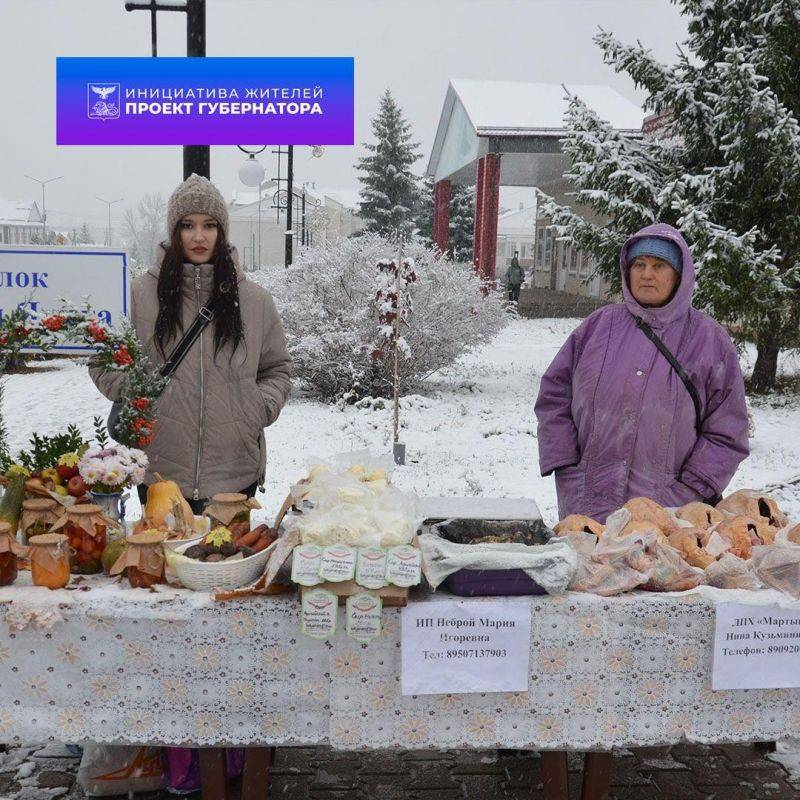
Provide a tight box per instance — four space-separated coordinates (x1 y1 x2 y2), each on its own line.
20 498 62 544
0 521 21 587
50 504 116 575
29 533 71 590
204 493 260 532
110 531 168 589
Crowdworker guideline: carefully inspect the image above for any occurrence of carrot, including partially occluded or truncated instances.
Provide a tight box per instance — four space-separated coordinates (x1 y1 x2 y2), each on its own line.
251 537 269 553
238 530 261 548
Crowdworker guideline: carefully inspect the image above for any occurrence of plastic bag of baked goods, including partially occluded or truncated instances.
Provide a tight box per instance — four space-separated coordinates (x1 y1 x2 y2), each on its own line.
640 538 706 592
704 553 763 591
750 527 800 598
558 528 652 596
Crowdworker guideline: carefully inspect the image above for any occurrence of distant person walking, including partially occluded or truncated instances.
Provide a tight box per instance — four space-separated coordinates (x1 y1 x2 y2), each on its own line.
507 252 524 302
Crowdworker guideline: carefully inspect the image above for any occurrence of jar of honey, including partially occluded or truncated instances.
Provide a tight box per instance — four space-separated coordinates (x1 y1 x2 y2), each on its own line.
110 531 168 589
204 493 260 532
49 504 116 575
0 521 22 586
20 498 61 544
29 533 70 590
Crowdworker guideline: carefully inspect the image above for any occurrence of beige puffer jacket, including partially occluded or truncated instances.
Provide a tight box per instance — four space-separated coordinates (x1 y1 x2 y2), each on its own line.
89 246 292 500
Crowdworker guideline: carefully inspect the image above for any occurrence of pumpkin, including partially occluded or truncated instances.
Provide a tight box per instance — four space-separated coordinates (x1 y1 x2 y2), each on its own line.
145 473 193 529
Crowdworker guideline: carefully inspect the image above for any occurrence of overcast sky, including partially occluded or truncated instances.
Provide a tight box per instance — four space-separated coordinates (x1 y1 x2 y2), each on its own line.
0 0 688 238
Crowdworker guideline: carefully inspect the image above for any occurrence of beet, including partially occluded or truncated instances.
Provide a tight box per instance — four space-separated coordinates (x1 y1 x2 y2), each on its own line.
184 545 206 561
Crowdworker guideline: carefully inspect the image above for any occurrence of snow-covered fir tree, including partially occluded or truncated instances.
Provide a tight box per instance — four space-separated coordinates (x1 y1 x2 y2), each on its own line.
412 177 475 262
540 0 800 392
357 89 421 238
414 175 435 247
78 222 93 245
449 184 476 263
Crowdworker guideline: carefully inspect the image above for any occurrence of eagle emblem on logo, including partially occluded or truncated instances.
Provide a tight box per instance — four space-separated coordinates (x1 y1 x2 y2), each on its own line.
87 83 120 120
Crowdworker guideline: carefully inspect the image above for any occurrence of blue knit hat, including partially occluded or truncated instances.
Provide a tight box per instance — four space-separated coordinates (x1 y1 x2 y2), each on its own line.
627 237 682 273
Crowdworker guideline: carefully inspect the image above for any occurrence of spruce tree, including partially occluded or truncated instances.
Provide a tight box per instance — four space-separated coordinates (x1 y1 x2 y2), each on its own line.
357 89 421 238
412 177 475 262
449 184 476 263
414 175 435 247
78 222 93 244
540 0 800 392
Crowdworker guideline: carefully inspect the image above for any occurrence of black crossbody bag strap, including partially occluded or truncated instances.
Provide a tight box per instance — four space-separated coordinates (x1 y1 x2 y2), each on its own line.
106 297 216 442
632 314 703 438
159 296 216 380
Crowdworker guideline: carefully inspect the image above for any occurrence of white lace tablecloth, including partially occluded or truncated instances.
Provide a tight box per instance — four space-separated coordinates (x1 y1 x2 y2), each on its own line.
1 577 798 751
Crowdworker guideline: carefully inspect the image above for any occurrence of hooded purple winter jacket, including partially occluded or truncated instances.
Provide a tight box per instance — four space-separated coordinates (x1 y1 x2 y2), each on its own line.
534 223 749 522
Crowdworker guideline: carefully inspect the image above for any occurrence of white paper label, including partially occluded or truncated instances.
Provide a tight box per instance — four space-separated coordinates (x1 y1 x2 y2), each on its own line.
712 602 800 690
401 599 532 695
301 588 338 640
291 544 324 586
345 592 383 643
386 544 421 587
319 545 356 583
356 547 388 589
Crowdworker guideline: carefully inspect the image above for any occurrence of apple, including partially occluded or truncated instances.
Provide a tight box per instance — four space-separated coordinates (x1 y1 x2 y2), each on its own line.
57 464 79 481
67 475 87 498
41 468 61 487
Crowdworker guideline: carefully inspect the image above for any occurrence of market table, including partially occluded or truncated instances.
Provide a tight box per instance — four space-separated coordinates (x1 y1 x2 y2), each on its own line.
0 577 798 799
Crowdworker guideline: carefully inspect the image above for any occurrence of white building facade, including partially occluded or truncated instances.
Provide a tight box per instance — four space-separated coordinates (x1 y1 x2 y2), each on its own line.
0 199 43 245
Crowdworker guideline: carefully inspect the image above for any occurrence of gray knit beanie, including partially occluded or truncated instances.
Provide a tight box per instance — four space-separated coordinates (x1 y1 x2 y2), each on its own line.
167 173 229 237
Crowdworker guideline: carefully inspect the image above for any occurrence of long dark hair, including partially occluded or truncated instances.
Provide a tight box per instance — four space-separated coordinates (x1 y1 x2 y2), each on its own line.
154 222 245 359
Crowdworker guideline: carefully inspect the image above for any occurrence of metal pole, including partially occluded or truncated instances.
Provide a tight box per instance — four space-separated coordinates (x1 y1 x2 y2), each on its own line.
150 0 158 56
183 0 208 179
96 197 123 247
257 181 262 268
285 145 294 267
301 188 306 247
25 175 63 244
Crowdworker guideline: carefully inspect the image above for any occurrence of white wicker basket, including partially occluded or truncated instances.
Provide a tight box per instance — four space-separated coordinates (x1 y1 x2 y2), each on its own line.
168 539 275 592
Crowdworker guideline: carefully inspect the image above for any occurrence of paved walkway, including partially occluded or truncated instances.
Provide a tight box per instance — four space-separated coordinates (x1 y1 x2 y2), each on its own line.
1 742 798 799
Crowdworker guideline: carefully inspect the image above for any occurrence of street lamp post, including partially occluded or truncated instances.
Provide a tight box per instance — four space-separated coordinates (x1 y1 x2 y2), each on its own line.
124 0 209 179
24 174 63 244
285 144 294 267
237 147 267 270
96 197 124 247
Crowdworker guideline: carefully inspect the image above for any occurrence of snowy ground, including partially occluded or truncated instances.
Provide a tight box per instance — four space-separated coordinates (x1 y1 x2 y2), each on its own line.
3 316 800 525
2 315 800 792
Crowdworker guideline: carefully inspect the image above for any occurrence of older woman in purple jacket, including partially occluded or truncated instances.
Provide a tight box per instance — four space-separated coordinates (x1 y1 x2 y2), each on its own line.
535 222 749 522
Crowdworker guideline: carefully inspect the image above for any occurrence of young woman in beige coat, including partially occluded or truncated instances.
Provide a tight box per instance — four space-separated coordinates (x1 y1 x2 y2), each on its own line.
90 174 292 513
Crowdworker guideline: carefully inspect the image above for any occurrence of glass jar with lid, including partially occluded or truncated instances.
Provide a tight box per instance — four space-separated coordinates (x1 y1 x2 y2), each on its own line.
20 498 62 544
110 531 168 589
0 521 26 586
204 493 260 532
29 533 70 590
50 504 116 575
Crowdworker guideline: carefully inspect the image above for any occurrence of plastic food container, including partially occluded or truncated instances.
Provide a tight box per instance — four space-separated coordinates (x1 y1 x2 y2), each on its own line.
430 518 553 597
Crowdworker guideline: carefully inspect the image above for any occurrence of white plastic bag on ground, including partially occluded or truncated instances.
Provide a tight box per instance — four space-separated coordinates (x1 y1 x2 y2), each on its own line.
77 744 165 796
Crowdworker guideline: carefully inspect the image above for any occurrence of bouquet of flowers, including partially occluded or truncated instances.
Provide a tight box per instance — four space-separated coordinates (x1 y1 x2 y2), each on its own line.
78 445 148 494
